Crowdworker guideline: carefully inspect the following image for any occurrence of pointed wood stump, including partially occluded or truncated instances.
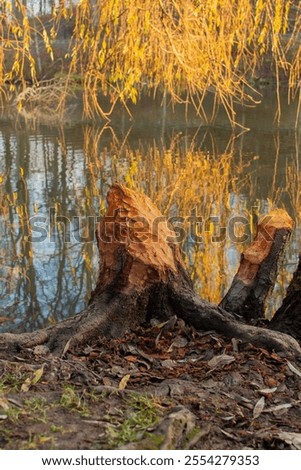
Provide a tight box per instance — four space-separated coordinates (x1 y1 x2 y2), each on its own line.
0 184 300 358
220 210 293 323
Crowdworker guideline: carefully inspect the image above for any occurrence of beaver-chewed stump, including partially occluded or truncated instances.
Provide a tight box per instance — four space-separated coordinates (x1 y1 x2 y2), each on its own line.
0 183 300 358
220 209 293 323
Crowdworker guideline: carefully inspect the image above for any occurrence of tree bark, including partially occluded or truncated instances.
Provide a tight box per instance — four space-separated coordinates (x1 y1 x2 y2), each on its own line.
0 184 300 358
269 254 301 343
220 210 293 323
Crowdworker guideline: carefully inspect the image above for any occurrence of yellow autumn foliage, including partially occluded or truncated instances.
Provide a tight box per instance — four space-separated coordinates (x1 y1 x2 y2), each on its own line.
0 0 300 122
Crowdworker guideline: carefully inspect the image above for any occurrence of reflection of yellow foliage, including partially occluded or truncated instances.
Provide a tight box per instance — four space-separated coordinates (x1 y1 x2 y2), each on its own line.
0 174 8 217
286 161 301 223
1 126 299 315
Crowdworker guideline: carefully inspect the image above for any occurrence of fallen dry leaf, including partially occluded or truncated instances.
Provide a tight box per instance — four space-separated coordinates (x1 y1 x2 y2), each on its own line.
118 374 131 390
264 403 293 413
32 366 44 385
287 361 301 378
208 354 235 370
21 366 44 392
258 387 277 395
61 338 72 357
21 377 32 393
253 396 265 419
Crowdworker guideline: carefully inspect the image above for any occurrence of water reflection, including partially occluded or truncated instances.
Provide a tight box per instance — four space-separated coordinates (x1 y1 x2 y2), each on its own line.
0 97 300 331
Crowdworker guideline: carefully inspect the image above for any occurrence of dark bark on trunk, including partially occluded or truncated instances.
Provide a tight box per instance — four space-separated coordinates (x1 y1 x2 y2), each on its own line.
220 210 293 323
0 184 300 359
269 254 301 343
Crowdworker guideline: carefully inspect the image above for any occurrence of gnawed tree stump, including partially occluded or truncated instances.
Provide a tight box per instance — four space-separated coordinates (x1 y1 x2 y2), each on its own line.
269 254 301 343
0 184 300 358
220 210 293 323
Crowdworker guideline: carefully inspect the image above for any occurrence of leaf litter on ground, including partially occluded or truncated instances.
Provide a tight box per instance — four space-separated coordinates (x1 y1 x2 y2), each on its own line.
1 319 301 449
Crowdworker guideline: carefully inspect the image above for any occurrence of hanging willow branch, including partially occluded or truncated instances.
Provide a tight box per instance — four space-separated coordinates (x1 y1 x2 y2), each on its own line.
0 0 300 122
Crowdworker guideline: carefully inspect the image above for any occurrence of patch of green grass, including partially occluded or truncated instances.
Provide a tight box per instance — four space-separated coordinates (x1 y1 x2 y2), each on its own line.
86 389 102 402
60 385 90 417
25 433 54 450
106 393 162 449
50 424 63 433
5 404 22 423
24 397 47 410
24 397 48 423
0 371 28 392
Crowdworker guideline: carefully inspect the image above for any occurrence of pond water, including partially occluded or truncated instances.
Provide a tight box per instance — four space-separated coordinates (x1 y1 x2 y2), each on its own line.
0 91 300 332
